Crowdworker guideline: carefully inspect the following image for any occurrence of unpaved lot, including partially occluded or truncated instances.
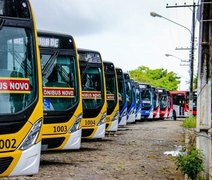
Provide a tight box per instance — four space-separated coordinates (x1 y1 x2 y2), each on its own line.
5 120 185 180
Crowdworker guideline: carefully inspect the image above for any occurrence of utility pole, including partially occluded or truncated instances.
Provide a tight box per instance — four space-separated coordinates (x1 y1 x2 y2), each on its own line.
197 0 212 179
166 2 198 117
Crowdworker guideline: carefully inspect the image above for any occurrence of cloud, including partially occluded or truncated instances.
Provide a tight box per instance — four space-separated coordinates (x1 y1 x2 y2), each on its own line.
30 0 129 36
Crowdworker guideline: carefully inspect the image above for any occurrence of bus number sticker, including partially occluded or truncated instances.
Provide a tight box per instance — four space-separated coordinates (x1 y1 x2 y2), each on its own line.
84 120 95 126
43 87 74 98
82 91 101 99
0 139 17 149
53 126 67 133
105 117 110 122
0 78 30 94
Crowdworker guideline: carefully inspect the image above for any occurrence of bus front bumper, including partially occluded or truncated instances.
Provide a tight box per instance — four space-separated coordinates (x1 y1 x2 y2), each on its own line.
119 115 127 126
127 113 136 123
106 120 118 132
9 141 41 176
92 123 106 138
63 129 82 150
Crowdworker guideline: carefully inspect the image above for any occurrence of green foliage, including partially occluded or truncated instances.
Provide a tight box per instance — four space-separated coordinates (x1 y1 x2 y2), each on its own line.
193 74 198 90
175 147 204 180
182 116 196 129
129 66 180 90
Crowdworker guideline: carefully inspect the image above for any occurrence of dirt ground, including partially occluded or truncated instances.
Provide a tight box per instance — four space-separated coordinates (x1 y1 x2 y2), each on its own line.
5 119 185 180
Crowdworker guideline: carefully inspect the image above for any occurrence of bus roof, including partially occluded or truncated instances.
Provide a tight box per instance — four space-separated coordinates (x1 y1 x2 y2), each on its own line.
78 48 100 54
38 30 73 39
103 61 114 65
0 0 31 19
38 30 75 50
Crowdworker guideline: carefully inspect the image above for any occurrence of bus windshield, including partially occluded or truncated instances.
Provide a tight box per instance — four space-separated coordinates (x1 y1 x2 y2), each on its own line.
0 26 35 114
160 94 167 110
81 66 104 110
41 54 78 111
152 92 158 109
135 87 140 108
126 81 132 108
141 89 151 107
106 75 117 110
173 94 185 106
117 77 126 109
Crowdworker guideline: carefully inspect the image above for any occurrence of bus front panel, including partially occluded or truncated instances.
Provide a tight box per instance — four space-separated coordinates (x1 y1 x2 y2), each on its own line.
104 62 119 132
39 33 82 150
0 0 43 176
79 50 106 139
116 68 127 126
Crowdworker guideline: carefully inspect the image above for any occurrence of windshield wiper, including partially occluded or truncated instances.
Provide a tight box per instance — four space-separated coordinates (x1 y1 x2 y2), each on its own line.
80 54 96 81
0 18 5 30
42 51 59 79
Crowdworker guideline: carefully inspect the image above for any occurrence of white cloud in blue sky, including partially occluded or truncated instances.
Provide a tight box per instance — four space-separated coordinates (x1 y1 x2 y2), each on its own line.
30 0 199 90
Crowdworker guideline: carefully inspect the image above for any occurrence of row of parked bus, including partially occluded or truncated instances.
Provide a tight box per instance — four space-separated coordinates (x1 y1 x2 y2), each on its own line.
0 0 198 177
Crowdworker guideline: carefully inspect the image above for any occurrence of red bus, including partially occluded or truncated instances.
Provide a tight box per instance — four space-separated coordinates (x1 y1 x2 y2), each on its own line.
170 91 197 119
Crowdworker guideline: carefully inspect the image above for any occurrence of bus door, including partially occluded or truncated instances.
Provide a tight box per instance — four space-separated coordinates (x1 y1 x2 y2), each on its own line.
79 49 107 139
39 32 82 150
104 61 119 132
0 0 43 176
116 68 127 126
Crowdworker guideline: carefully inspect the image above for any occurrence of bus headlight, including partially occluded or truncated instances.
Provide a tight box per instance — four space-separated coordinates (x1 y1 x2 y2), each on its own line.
130 109 134 115
69 114 82 133
97 112 107 126
19 119 42 151
112 111 119 121
122 109 127 117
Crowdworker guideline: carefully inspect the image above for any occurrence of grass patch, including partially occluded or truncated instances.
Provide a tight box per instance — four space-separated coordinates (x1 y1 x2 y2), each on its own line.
181 116 196 129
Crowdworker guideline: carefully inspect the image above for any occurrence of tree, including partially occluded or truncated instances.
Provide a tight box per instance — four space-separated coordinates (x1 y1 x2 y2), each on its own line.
129 66 180 90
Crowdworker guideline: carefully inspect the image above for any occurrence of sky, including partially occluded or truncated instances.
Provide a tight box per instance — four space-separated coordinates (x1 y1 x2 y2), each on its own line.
30 0 199 90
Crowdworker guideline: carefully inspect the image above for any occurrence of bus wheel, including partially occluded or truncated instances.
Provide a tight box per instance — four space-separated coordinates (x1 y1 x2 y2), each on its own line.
173 111 177 120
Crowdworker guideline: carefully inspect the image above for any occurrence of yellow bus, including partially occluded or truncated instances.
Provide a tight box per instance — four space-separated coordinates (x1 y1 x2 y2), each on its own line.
38 31 82 150
0 0 43 176
78 49 107 138
103 61 119 132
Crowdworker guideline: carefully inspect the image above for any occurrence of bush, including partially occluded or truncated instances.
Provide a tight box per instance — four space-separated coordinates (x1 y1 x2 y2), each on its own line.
182 116 196 129
175 146 204 180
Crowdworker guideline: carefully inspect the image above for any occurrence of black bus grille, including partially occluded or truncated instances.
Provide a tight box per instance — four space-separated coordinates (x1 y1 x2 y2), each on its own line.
0 157 13 174
106 124 109 129
82 129 94 137
42 138 65 149
0 121 25 135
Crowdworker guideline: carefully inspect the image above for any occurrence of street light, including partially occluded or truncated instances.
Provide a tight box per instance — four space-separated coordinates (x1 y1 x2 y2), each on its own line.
165 53 190 63
150 11 195 117
150 12 192 35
